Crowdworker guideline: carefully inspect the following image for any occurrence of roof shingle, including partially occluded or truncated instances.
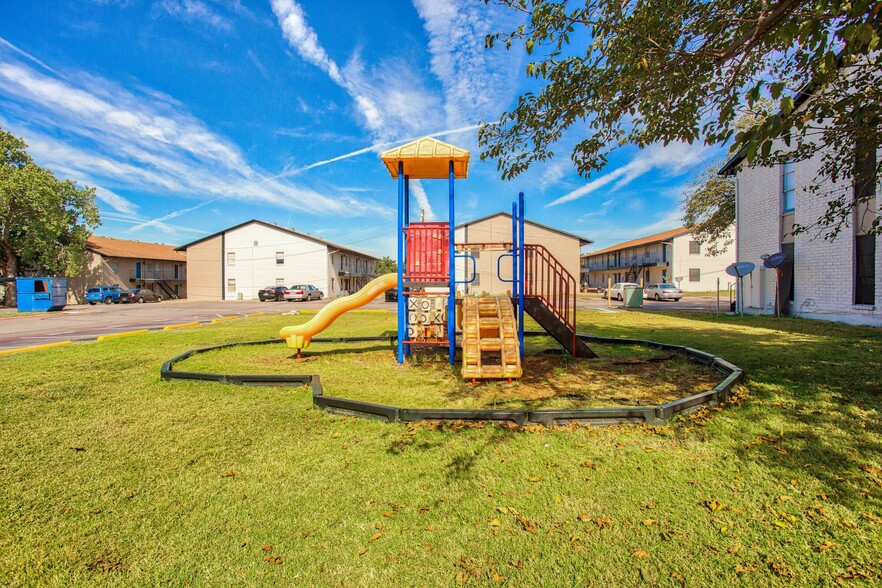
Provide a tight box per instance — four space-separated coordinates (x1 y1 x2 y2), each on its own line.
87 236 187 262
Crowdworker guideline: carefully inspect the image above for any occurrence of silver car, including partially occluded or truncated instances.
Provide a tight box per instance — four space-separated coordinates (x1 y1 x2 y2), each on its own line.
644 283 683 301
284 284 324 301
609 282 641 301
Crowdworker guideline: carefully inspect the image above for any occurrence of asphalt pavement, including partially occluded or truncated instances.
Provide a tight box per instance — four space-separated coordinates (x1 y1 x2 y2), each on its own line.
0 294 726 353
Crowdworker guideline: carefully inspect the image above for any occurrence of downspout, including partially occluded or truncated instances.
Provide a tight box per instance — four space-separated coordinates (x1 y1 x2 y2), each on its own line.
221 232 225 301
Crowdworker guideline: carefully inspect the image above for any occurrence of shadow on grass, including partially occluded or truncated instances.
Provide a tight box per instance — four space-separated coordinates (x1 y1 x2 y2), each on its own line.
581 311 882 511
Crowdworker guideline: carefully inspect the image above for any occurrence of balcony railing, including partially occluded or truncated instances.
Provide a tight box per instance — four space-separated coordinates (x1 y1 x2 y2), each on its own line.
582 256 667 272
129 269 186 282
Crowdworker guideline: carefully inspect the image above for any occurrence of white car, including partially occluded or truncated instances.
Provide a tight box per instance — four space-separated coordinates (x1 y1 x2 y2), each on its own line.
609 282 641 301
644 283 683 301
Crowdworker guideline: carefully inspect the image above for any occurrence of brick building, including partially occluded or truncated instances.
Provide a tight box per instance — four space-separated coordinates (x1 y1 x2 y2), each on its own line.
721 131 880 325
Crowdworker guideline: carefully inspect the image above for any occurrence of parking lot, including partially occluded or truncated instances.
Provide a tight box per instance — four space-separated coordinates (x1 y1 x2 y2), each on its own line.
0 297 394 352
0 293 726 352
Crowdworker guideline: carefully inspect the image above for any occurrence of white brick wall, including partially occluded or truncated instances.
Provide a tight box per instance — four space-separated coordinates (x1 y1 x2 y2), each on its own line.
735 143 881 326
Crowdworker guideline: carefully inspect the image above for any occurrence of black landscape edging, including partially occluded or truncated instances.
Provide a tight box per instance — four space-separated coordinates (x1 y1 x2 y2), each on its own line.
161 332 743 427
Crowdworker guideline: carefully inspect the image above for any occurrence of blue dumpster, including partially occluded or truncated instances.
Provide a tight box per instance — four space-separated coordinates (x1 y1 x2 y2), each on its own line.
15 277 68 312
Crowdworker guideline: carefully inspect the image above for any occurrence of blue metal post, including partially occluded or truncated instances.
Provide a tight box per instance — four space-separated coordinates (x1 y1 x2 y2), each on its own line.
518 192 525 358
448 160 456 365
404 175 411 357
397 161 405 364
511 202 518 293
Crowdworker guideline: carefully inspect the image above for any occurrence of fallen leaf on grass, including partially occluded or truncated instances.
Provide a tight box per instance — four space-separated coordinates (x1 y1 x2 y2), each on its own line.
727 545 742 554
358 548 368 556
581 461 598 469
632 550 648 558
704 499 724 512
862 465 882 477
369 532 384 543
862 512 882 524
383 511 395 519
509 560 524 569
768 561 793 578
222 471 236 477
517 515 538 534
642 520 657 527
527 476 543 482
734 563 755 575
261 545 272 552
646 502 657 510
489 519 500 527
595 516 613 529
264 556 282 565
418 505 430 513
815 541 836 551
577 513 591 522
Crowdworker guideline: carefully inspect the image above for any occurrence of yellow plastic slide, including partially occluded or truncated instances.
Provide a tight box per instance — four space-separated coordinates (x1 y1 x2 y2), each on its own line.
279 273 398 350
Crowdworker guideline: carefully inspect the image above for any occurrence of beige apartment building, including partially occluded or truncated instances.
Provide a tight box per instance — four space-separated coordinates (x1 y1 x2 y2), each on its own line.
178 219 377 301
581 226 735 291
454 212 591 295
68 236 187 303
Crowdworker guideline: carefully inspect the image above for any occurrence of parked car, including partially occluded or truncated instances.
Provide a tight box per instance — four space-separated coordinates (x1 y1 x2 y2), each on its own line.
85 285 122 305
258 286 287 301
384 288 398 302
609 282 641 301
644 283 683 301
119 288 162 303
284 284 324 301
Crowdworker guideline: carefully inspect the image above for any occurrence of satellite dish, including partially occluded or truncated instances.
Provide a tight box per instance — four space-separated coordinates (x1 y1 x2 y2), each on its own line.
762 252 786 269
726 262 755 278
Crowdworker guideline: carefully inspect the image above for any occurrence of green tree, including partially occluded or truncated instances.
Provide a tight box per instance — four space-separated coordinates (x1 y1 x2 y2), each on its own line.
680 160 735 257
480 0 881 238
1 128 100 304
374 255 397 275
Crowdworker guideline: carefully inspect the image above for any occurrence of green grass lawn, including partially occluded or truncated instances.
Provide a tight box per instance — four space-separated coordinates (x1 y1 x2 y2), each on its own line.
1 310 880 586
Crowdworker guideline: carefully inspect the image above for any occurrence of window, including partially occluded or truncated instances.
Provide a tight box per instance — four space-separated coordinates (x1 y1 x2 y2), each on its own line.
110 261 119 272
782 161 796 212
276 278 285 287
854 140 877 305
688 241 700 255
689 268 701 282
227 278 236 293
227 252 236 266
276 251 284 265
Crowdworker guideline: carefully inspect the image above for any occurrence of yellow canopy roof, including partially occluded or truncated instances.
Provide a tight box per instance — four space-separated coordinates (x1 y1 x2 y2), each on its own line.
380 137 470 179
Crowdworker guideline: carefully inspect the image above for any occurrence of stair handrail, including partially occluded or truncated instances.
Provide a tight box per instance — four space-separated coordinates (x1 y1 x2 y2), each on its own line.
523 244 577 338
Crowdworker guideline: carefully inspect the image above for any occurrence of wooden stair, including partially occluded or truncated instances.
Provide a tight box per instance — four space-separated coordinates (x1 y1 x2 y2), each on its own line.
460 296 523 380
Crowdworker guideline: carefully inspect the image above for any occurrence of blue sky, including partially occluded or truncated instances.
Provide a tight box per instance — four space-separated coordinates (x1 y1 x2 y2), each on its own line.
0 0 723 257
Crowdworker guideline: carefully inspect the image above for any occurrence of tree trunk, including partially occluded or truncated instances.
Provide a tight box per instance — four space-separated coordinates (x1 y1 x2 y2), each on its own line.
1 244 17 307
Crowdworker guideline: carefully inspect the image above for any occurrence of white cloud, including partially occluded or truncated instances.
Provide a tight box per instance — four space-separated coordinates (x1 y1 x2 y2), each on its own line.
585 210 684 252
409 180 435 221
412 0 523 127
158 0 232 31
0 39 394 229
547 142 709 207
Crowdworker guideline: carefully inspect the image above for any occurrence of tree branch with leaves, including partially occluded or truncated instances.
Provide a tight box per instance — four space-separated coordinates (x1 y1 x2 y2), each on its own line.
480 0 880 238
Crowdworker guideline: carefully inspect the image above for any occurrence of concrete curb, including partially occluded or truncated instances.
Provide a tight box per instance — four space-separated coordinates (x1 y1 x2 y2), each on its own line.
96 329 150 342
0 341 72 355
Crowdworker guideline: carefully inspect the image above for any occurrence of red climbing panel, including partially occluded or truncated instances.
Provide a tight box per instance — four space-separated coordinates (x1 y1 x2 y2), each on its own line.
405 222 449 281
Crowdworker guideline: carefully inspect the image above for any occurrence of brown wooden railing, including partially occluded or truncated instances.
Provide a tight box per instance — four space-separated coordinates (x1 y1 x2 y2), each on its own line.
524 244 577 351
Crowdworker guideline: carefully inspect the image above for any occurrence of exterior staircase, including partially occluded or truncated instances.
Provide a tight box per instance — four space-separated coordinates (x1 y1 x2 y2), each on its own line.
519 244 598 359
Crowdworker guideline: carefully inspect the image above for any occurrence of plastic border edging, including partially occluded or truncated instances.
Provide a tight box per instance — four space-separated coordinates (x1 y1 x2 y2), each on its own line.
161 333 743 427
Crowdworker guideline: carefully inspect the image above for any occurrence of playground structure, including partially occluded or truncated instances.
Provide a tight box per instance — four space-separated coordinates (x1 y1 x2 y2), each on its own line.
165 136 745 426
279 137 596 379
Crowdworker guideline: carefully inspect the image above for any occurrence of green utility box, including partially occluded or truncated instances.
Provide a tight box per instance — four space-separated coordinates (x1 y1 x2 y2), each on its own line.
623 287 643 308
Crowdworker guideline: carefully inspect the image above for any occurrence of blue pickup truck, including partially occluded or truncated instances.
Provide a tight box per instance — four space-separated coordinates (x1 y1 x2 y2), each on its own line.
85 285 122 305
